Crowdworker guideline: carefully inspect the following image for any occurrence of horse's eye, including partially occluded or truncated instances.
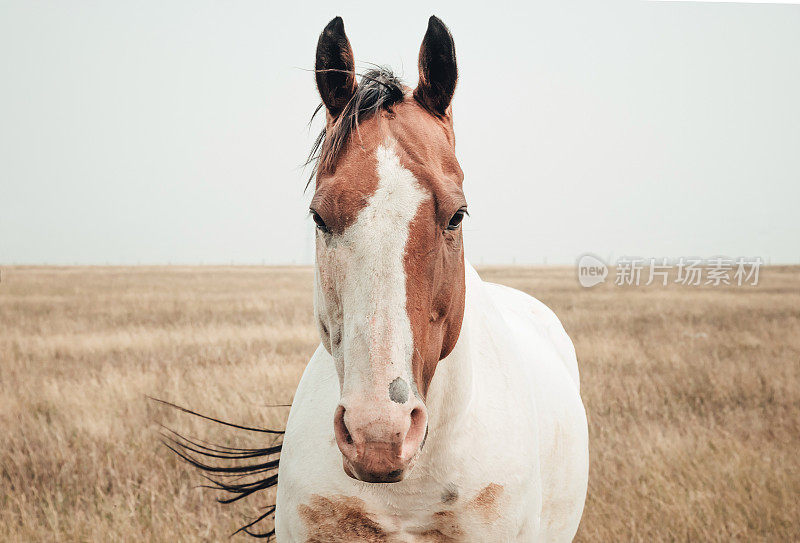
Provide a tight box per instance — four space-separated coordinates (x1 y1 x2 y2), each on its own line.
311 210 329 233
446 208 467 231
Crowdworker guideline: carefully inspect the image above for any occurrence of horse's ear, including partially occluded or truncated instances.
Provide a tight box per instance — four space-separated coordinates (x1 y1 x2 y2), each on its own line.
315 16 357 118
413 16 457 117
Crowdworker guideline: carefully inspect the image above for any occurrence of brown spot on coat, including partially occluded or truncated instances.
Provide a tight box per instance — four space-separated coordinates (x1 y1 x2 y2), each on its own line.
298 495 393 542
418 529 458 543
468 483 504 522
418 510 464 542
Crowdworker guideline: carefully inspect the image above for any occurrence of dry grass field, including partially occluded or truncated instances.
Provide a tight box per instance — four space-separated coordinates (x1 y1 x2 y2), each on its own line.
1 265 798 542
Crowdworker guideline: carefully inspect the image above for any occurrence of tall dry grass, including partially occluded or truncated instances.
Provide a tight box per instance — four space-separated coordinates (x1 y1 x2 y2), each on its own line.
0 265 798 541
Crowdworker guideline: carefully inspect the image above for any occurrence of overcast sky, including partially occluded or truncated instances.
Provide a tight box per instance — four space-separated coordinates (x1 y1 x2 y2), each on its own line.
1 1 798 265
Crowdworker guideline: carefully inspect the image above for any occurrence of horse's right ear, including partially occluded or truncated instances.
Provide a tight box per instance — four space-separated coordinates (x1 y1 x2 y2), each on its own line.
315 17 357 118
413 16 457 117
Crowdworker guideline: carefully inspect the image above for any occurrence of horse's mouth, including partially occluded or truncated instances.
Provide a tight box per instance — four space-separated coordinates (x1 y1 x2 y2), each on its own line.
340 436 426 484
343 461 406 483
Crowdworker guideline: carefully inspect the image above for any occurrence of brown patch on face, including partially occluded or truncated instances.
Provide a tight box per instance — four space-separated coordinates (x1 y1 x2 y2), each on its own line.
389 100 466 398
310 134 381 235
468 483 504 522
298 494 395 543
311 97 468 400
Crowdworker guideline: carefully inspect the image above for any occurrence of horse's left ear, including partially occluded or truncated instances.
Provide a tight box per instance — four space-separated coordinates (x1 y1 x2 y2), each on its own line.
413 16 458 117
315 16 357 118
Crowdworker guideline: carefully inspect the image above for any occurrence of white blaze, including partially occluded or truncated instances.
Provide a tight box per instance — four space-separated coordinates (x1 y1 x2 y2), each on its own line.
315 141 429 401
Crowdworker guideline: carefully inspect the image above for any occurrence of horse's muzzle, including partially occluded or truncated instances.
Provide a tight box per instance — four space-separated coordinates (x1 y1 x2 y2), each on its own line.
333 402 427 483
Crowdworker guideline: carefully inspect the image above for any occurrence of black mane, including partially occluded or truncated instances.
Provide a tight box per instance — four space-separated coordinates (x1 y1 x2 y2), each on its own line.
155 398 283 539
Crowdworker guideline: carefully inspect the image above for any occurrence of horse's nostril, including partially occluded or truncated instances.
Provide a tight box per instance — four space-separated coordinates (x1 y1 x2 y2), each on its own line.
333 405 354 449
405 406 428 453
410 407 424 425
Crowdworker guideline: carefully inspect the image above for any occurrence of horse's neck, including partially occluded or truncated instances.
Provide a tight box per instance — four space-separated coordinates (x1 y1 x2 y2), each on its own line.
424 261 487 434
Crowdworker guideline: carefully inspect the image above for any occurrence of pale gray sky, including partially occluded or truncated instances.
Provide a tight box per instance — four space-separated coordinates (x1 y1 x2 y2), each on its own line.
1 1 798 265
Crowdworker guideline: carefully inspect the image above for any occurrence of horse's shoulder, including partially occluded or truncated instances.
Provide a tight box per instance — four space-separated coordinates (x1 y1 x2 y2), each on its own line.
483 281 580 391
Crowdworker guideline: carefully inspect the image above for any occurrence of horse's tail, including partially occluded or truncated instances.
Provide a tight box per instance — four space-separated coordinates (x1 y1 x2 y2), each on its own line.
151 397 284 539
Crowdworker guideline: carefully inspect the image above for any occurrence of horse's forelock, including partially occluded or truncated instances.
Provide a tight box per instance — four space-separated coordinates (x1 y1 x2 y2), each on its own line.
306 67 406 188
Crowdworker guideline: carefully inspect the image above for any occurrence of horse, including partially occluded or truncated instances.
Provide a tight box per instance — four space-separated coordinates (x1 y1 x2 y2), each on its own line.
275 15 588 542
165 14 588 542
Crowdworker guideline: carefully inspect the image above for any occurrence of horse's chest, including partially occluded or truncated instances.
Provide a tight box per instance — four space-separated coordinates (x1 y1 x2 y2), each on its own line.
296 482 514 542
